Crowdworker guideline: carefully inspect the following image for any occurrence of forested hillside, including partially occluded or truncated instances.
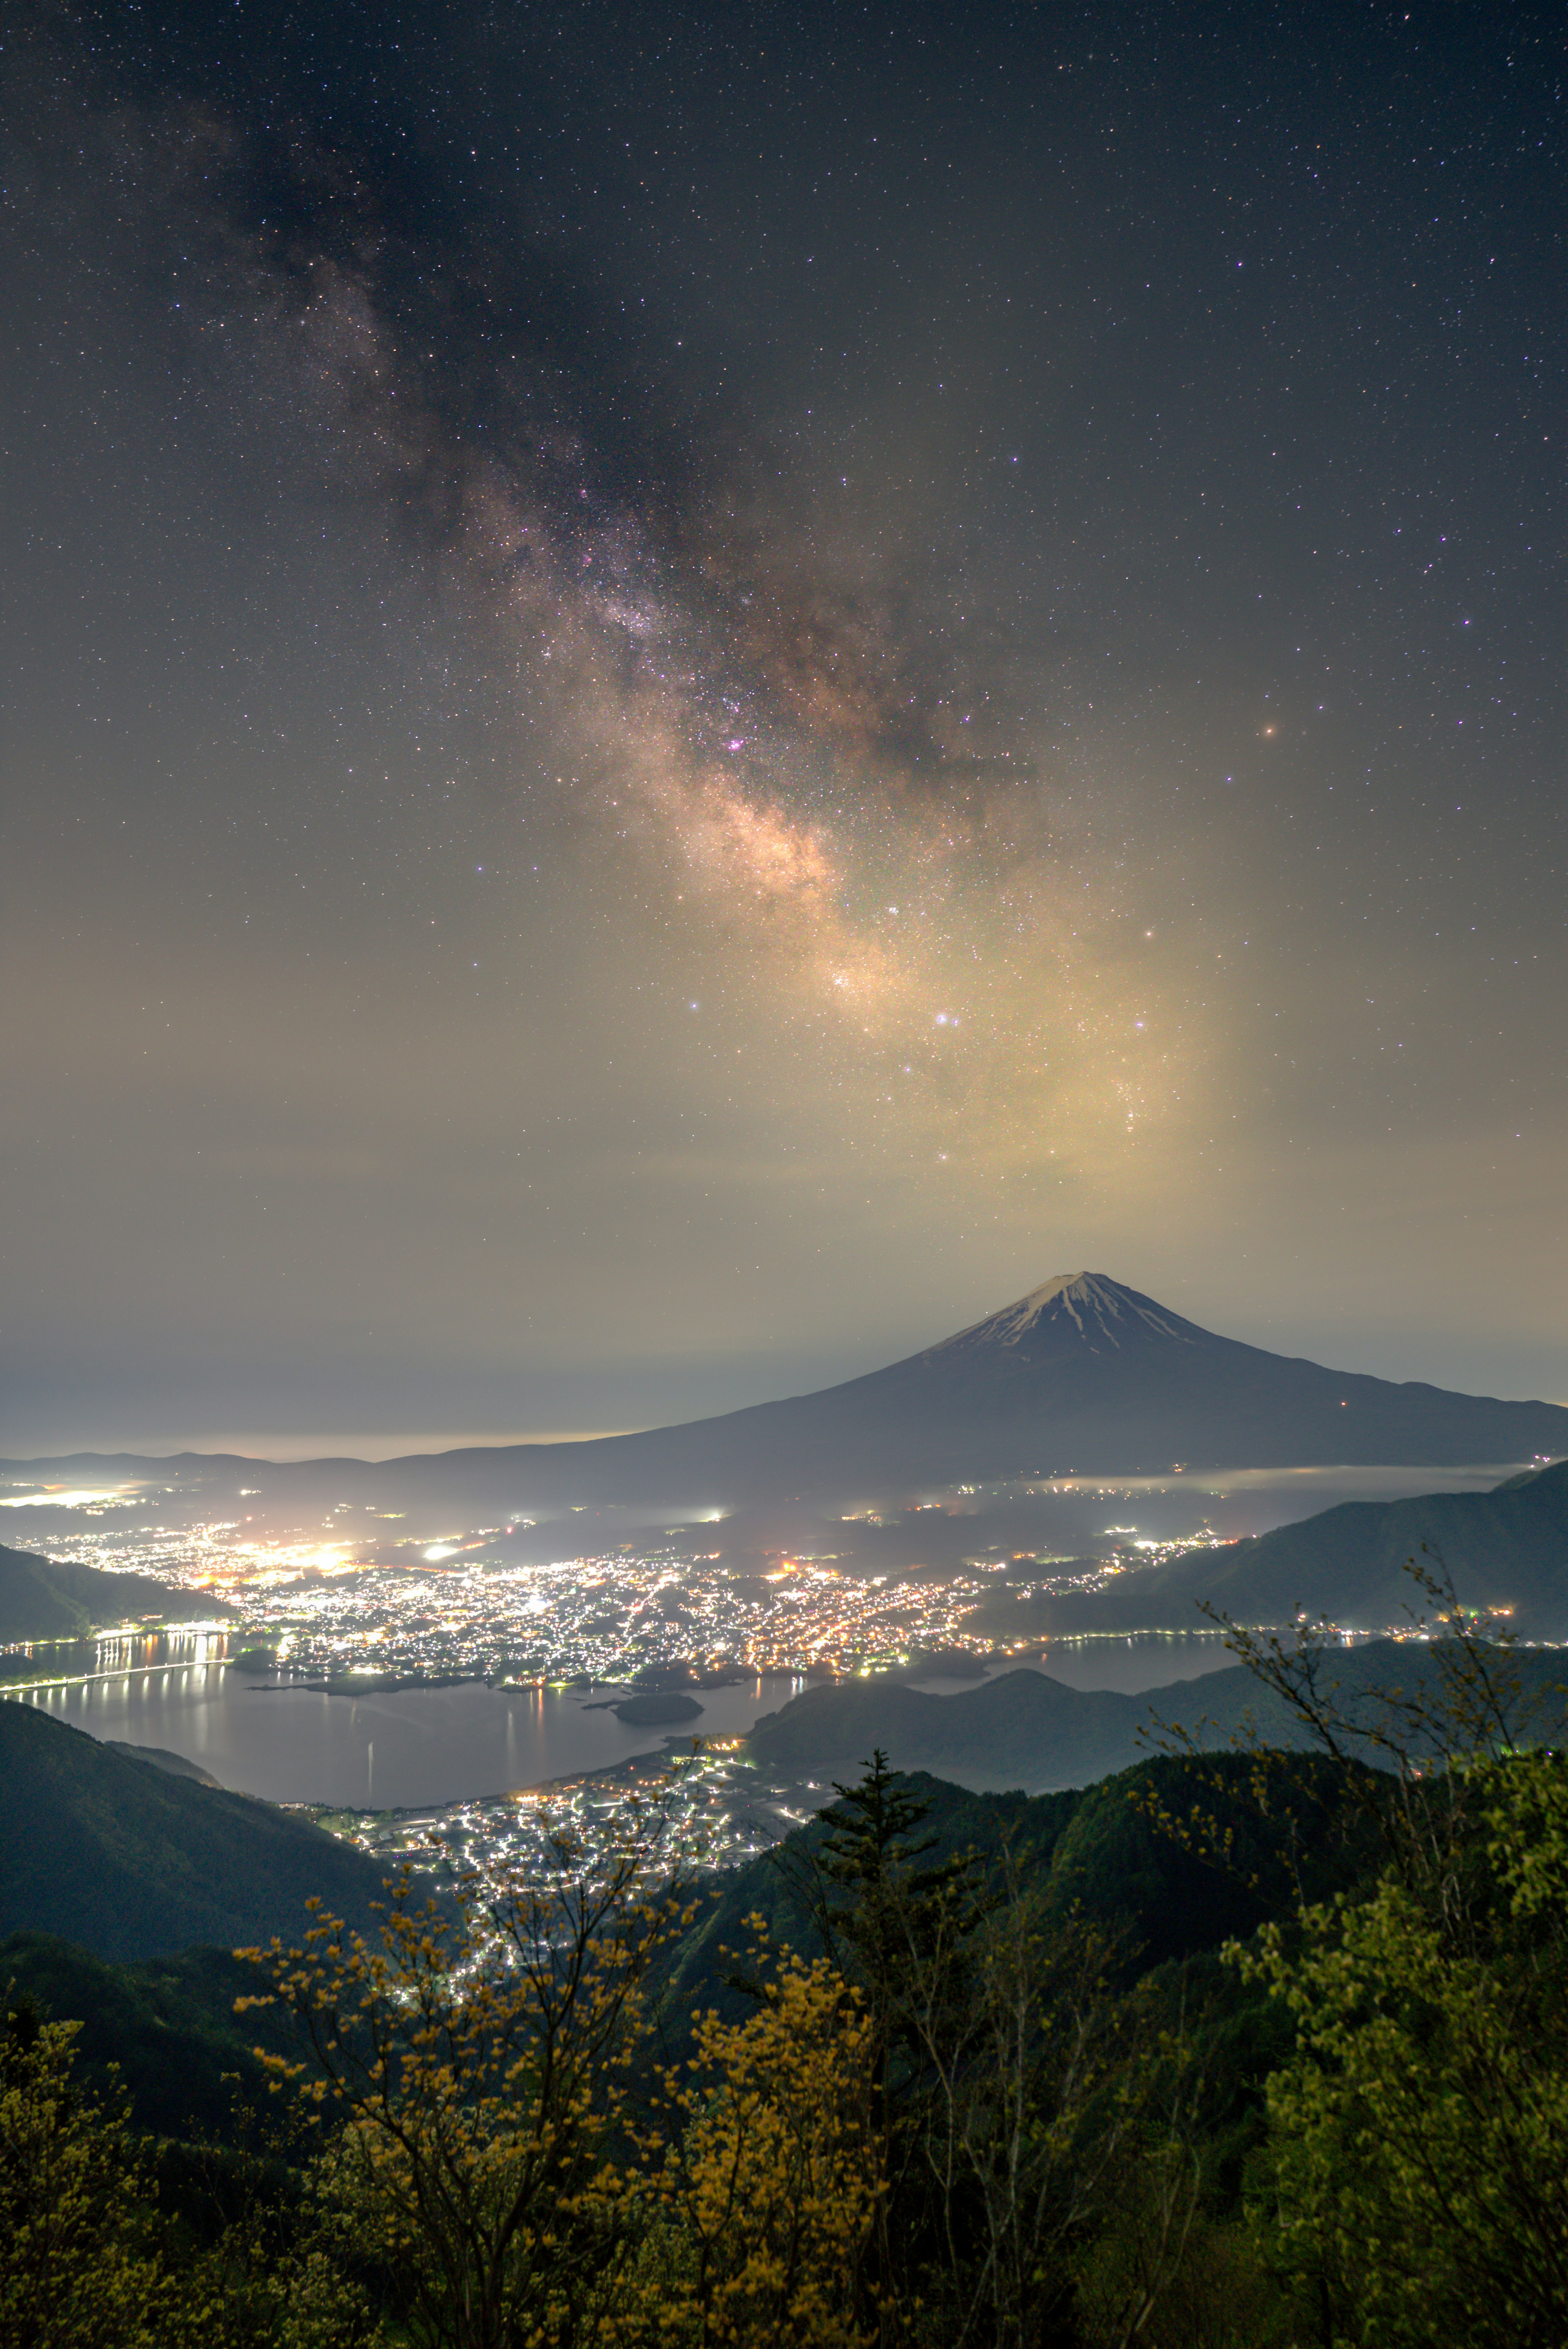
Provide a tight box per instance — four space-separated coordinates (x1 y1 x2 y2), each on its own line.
742 1634 1568 1789
1045 1457 1568 1637
5 1622 1568 2347
0 1705 391 1958
0 1540 234 1640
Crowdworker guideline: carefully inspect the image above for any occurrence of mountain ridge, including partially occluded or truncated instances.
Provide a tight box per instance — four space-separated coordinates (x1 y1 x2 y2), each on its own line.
740 1640 1568 1793
0 1541 236 1642
5 1274 1564 1506
1038 1455 1568 1639
0 1704 395 1960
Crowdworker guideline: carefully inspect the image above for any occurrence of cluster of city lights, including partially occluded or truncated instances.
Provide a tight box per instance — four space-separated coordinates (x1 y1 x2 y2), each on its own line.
6 1501 1034 1683
310 1739 831 1897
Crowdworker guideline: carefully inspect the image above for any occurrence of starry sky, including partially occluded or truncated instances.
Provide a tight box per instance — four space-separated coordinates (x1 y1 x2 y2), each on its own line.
1 0 1562 1457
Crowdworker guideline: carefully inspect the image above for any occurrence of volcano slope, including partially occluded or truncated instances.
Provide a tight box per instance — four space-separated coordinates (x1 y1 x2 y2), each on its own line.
16 1273 1565 1512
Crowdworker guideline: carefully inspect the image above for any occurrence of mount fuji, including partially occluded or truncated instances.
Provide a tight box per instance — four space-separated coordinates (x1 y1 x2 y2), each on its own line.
475 1269 1562 1506
19 1273 1564 1509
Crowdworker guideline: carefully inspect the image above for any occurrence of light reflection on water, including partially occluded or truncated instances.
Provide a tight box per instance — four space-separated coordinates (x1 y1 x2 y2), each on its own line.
0 1626 230 1688
2 1632 1248 1807
6 1664 813 1809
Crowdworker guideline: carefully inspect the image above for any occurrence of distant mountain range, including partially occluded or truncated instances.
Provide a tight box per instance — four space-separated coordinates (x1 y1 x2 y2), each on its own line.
8 1273 1566 1508
1039 1456 1568 1639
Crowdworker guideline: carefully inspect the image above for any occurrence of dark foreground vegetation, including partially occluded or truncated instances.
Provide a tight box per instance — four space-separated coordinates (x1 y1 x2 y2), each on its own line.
0 1704 392 1961
4 1579 1568 2349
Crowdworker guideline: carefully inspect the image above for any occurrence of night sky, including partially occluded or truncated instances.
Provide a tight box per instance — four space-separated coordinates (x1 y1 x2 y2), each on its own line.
1 2 1561 1456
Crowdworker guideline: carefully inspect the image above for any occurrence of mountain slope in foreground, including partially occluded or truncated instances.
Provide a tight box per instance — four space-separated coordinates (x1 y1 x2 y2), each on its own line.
660 1752 1381 2049
5 1753 1371 2144
9 1274 1566 1507
0 1933 306 2140
0 1704 392 1961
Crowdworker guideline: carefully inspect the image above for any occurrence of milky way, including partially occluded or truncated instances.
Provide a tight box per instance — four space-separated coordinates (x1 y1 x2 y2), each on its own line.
185 113 1184 1182
2 0 1562 1448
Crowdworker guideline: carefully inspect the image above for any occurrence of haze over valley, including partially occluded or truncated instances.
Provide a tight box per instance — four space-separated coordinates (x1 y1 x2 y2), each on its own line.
5 1273 1564 1824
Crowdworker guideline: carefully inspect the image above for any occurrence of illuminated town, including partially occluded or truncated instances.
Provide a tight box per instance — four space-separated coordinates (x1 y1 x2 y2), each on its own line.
307 1738 842 1898
0 1482 1225 1689
0 1482 1238 1875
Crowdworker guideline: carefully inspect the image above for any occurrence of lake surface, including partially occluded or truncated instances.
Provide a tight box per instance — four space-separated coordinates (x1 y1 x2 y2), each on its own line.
11 1666 810 1808
4 1632 1239 1807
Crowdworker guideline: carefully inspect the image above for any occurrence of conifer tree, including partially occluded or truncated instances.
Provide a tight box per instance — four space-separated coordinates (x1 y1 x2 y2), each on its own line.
813 1750 985 2081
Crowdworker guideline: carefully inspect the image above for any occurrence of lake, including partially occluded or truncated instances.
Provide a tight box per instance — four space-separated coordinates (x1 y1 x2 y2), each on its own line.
4 1629 1239 1807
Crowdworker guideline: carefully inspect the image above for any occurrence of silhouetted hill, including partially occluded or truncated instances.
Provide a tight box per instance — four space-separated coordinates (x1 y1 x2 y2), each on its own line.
9 1273 1565 1508
0 1933 305 2139
746 1669 1161 1791
657 1752 1382 2043
1044 1456 1568 1638
0 1705 395 1960
741 1641 1568 1793
0 1540 234 1641
105 1740 223 1785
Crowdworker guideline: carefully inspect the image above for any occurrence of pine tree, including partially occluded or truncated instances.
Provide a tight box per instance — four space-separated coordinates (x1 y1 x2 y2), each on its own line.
814 1751 984 2086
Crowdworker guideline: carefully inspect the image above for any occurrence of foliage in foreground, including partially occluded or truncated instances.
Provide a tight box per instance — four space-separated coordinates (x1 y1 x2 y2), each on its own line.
1249 1750 1568 2349
625 1947 884 2347
4 1558 1568 2349
0 2004 170 2349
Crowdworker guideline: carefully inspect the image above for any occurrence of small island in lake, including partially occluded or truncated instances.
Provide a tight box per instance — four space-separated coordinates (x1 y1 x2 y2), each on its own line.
608 1691 705 1727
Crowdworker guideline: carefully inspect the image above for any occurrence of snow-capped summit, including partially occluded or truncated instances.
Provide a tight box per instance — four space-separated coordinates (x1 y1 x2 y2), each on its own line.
944 1272 1201 1355
109 1271 1568 1511
456 1266 1560 1500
